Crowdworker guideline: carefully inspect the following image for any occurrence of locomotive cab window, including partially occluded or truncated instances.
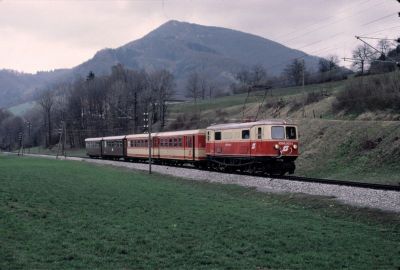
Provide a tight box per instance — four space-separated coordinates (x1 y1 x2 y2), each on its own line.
286 126 297 139
257 127 262 139
215 132 221 141
271 126 285 139
242 130 250 139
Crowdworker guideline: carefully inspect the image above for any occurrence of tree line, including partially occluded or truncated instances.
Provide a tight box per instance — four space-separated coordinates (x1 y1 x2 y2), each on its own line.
0 64 175 150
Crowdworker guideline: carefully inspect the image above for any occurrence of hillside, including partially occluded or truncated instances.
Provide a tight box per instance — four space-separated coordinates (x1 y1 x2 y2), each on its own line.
0 20 321 108
167 73 400 184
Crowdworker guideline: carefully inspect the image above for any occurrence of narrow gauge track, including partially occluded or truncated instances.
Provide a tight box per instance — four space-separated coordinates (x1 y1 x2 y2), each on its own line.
11 152 400 192
272 175 400 192
105 156 400 192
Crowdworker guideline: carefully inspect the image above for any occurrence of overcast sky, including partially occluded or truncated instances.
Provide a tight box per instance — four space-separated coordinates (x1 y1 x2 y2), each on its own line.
0 0 399 73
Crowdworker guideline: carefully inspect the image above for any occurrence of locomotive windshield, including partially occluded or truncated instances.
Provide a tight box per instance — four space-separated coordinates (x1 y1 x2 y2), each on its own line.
286 126 297 139
271 126 285 139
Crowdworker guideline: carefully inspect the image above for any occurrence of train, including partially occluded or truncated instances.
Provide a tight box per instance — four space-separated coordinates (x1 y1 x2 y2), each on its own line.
85 119 299 175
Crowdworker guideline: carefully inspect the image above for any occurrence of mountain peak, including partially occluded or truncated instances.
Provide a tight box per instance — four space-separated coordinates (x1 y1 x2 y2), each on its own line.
0 20 321 108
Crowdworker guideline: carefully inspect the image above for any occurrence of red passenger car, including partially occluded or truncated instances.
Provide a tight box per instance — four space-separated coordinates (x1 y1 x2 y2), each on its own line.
125 130 206 165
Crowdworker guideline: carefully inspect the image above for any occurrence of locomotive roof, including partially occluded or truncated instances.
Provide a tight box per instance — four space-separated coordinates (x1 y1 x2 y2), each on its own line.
207 119 294 130
85 137 103 142
126 129 205 139
126 133 157 139
102 135 126 141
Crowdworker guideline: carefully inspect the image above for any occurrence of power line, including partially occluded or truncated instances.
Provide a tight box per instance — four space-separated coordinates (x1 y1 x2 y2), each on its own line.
281 1 389 44
361 12 398 27
273 0 373 40
355 36 400 42
361 25 400 36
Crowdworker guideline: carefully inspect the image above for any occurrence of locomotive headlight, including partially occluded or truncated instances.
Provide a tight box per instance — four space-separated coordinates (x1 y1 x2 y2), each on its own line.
274 144 280 150
293 144 298 150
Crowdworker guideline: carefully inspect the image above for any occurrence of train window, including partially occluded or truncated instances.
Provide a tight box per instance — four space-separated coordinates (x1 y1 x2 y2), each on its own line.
286 126 297 139
169 138 173 147
178 137 182 147
271 126 285 139
173 138 177 147
242 130 250 139
215 132 221 141
207 131 210 141
257 127 262 139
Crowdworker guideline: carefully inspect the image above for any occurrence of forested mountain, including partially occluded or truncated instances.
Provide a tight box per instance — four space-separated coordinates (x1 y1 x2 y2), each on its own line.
0 20 320 108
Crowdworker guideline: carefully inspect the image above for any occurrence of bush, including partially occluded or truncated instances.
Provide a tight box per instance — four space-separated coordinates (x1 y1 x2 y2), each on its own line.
333 71 400 113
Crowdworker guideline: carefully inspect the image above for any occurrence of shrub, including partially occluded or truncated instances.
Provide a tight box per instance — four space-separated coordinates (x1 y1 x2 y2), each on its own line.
333 71 400 113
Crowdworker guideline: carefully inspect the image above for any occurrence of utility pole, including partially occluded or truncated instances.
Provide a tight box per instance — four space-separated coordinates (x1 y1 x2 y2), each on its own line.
64 121 67 158
302 59 306 118
26 121 31 153
143 111 152 174
56 121 64 159
17 132 23 156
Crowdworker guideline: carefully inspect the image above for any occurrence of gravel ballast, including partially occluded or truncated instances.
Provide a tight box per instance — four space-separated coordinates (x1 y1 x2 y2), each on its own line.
21 154 400 213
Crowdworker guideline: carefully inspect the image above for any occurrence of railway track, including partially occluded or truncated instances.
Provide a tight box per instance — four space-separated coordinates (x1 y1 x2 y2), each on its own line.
272 175 400 192
118 157 400 192
6 152 400 192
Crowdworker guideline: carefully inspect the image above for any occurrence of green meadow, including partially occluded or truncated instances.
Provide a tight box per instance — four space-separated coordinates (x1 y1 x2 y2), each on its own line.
1 155 399 269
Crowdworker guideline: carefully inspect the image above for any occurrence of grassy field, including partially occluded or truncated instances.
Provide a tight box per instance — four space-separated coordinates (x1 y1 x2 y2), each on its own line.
1 155 399 269
21 146 87 158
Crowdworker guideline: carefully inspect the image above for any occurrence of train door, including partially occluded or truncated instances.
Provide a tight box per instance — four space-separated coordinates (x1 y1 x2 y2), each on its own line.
206 130 214 155
240 129 251 155
192 135 196 161
185 135 193 160
250 126 262 157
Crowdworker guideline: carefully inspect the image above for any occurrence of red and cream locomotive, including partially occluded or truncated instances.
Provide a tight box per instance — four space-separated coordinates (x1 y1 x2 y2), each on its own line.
85 119 299 175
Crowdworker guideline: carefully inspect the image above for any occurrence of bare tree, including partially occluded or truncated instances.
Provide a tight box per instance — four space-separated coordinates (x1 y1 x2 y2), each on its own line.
186 72 200 104
352 44 375 75
148 69 175 130
377 39 394 55
283 59 305 86
232 65 269 93
38 89 55 147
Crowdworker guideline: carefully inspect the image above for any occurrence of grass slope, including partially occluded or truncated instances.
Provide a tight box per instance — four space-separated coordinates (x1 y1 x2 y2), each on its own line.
168 78 400 185
1 155 399 269
297 119 400 185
